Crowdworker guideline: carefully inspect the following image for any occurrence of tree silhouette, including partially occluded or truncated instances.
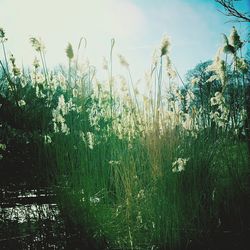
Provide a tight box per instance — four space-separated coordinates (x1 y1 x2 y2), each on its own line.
216 0 250 22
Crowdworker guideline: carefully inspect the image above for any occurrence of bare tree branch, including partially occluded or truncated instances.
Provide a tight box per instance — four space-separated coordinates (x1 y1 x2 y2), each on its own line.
215 0 250 22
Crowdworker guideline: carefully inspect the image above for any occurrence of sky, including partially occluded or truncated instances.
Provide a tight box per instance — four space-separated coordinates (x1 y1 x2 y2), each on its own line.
0 0 249 82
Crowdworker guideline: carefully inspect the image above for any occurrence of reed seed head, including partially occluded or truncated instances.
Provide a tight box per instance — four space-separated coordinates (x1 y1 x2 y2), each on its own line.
66 43 74 60
229 26 243 51
30 37 45 52
118 54 129 68
0 27 5 38
160 35 170 57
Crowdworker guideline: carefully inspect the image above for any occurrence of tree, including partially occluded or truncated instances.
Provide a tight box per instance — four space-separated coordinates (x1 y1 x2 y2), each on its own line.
215 0 250 22
184 59 246 131
183 61 216 128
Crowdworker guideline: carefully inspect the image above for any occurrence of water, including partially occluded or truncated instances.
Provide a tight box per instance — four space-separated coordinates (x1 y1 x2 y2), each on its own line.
0 188 67 249
1 203 59 223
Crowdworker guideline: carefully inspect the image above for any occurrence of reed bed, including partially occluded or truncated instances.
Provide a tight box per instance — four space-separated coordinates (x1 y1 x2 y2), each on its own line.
0 26 249 249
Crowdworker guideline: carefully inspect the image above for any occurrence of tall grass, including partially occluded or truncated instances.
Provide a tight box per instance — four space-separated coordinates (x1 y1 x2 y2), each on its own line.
0 26 249 249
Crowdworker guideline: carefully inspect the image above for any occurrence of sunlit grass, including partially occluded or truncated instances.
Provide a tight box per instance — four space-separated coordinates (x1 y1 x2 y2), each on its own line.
0 26 249 249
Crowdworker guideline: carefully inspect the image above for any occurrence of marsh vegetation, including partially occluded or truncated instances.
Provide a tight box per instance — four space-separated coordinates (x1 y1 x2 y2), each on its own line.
0 24 250 249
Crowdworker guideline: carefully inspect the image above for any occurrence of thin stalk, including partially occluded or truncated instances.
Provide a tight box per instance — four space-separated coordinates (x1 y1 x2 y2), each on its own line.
1 41 9 74
156 56 163 133
109 38 115 122
153 66 158 123
127 68 141 115
42 49 49 78
75 37 87 83
68 58 72 86
39 51 48 84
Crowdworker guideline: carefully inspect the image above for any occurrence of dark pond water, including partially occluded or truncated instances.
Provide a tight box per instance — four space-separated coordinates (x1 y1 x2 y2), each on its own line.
0 187 71 249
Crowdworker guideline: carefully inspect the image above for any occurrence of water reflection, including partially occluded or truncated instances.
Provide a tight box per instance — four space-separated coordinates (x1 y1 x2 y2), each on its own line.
0 188 66 249
1 203 59 223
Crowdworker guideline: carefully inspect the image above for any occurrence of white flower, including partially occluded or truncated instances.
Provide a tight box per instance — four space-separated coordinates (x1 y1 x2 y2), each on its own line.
211 92 224 106
210 97 218 106
61 122 70 135
80 131 86 143
215 91 223 100
217 120 226 128
44 135 52 144
20 78 27 88
72 88 78 98
66 98 76 113
52 104 70 135
18 100 26 107
58 95 67 115
90 196 100 204
32 73 45 84
172 158 189 173
210 111 220 120
53 123 59 133
109 160 121 166
137 189 145 199
86 132 94 150
52 110 65 124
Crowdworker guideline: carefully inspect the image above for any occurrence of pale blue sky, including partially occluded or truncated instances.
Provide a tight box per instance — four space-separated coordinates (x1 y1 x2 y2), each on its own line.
0 0 249 81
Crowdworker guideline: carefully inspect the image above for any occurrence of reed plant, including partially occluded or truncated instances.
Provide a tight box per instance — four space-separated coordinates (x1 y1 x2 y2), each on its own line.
0 26 249 249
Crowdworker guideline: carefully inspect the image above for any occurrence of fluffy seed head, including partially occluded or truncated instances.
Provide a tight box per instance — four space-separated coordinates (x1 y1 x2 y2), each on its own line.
160 35 170 57
118 54 129 68
30 37 45 52
0 28 5 38
229 26 242 51
237 58 249 73
66 43 74 60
